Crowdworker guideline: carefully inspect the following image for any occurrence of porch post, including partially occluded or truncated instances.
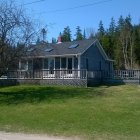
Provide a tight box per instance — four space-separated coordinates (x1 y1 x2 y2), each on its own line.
78 55 81 78
42 58 44 79
78 55 81 70
60 57 62 78
53 57 55 78
19 60 21 70
72 56 74 70
26 60 28 70
42 58 44 69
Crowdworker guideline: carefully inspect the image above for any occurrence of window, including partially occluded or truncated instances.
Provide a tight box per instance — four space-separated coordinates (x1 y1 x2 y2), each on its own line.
21 60 27 70
55 57 60 69
45 48 53 52
33 58 42 70
28 60 33 70
68 58 72 70
27 48 35 52
43 58 55 70
74 56 78 69
48 58 54 74
61 58 66 69
68 44 79 49
44 58 48 69
48 58 54 70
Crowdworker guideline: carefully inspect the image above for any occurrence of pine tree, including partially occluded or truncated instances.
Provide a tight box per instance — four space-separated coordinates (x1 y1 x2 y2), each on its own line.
109 17 116 35
107 18 116 59
36 37 40 44
52 37 56 43
83 29 86 39
98 20 105 37
61 26 72 42
75 26 83 40
117 15 125 32
41 28 47 41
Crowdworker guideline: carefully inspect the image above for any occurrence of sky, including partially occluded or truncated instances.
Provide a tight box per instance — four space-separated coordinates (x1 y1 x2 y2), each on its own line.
15 0 140 42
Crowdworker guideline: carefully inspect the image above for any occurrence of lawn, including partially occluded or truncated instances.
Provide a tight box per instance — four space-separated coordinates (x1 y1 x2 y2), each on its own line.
0 85 140 140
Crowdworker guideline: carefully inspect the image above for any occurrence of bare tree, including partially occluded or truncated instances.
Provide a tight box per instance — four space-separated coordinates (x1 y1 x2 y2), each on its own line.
119 16 133 69
86 28 96 39
0 0 36 76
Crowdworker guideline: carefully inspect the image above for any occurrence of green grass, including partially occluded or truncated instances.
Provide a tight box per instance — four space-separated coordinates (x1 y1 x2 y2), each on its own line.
0 85 140 140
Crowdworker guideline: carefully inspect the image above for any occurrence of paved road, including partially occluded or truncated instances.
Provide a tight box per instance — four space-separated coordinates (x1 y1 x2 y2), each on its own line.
0 132 79 140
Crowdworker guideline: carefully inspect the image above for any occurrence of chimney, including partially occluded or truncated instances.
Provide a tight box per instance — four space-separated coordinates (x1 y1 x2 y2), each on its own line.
57 36 62 44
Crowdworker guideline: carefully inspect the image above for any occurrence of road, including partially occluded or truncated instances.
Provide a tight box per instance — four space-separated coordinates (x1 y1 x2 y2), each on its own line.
0 132 79 140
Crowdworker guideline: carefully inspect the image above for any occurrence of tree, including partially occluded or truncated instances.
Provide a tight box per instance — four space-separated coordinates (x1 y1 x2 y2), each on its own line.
41 28 47 41
83 29 86 39
52 37 57 43
117 15 125 32
86 28 95 39
133 25 140 65
75 26 83 40
108 18 116 59
0 0 35 76
36 37 40 44
61 26 72 42
118 15 133 69
109 17 116 35
97 20 105 37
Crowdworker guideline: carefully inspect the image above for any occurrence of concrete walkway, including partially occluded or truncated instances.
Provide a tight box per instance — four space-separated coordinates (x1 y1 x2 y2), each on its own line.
0 132 79 140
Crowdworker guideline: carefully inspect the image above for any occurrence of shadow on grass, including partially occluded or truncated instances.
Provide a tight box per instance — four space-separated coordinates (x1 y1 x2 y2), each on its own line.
0 86 105 105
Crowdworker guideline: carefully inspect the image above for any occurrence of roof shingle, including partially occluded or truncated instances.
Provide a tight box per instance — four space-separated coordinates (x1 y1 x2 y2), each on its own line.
27 39 96 57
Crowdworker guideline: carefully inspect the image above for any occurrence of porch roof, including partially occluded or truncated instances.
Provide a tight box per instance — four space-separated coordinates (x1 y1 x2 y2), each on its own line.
26 39 96 58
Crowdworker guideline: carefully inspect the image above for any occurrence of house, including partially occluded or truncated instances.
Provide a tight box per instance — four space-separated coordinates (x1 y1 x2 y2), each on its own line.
9 39 113 86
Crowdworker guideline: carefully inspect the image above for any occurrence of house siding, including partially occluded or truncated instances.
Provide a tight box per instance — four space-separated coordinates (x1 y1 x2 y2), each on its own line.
80 42 113 71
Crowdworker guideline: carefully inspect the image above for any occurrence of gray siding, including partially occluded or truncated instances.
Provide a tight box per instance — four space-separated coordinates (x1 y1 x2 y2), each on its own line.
80 42 113 71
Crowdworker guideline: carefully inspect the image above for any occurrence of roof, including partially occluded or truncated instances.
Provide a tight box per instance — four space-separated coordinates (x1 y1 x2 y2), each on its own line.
25 39 111 61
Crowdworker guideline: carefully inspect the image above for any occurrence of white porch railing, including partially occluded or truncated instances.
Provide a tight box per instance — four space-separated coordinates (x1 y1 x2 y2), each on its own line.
7 69 87 79
3 70 140 81
102 70 140 80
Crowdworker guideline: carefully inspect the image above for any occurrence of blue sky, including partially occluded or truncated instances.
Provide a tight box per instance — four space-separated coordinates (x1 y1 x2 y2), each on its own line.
16 0 140 42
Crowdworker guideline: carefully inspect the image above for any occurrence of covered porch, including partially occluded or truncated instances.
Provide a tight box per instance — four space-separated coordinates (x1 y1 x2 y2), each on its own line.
17 56 85 79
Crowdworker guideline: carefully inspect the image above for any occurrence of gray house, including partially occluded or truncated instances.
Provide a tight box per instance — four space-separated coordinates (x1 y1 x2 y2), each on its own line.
13 39 113 86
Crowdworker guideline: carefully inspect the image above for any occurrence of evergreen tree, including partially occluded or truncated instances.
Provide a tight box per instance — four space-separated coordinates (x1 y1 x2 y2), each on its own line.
52 37 57 43
57 15 140 68
75 26 83 40
41 28 47 41
114 15 125 69
117 15 125 32
61 26 72 42
36 37 40 44
83 29 86 39
108 18 116 59
109 17 116 35
98 20 105 37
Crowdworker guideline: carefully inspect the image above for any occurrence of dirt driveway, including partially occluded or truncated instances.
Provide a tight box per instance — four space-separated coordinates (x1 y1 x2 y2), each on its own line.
0 132 79 140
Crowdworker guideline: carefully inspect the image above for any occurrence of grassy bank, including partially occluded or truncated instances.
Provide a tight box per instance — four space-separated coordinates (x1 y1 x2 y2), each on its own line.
0 85 140 140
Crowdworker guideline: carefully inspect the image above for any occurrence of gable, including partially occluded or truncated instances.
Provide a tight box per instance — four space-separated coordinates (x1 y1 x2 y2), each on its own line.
81 39 111 61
